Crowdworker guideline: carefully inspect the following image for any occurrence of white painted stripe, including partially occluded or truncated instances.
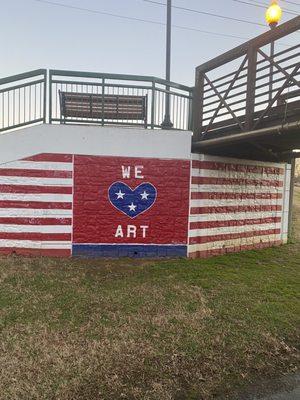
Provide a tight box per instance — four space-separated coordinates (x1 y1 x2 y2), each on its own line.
189 211 282 222
191 153 204 161
0 193 73 202
191 168 283 181
190 199 283 207
0 240 71 249
191 184 283 193
189 223 282 237
0 209 72 217
0 177 73 186
0 225 72 233
192 154 284 169
188 233 281 253
0 161 73 171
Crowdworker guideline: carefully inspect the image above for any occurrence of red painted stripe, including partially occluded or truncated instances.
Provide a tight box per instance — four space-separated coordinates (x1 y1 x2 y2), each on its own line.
189 240 282 259
0 185 72 194
192 160 284 175
0 248 71 257
192 176 283 187
191 192 283 200
0 169 72 178
189 217 282 230
23 154 72 162
190 204 282 214
0 217 72 225
189 228 281 245
0 232 71 241
0 201 72 209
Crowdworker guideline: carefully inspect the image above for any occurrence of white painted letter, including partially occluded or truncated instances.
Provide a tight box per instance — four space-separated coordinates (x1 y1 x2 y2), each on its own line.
122 166 131 179
140 225 149 238
127 225 137 238
115 225 124 238
135 166 144 179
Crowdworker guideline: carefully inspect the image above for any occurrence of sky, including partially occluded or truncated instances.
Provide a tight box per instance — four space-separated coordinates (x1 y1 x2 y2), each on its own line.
1 0 299 85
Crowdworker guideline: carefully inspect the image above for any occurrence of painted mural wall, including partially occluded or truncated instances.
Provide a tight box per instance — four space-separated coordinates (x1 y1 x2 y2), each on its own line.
0 125 191 257
0 124 291 259
188 154 291 258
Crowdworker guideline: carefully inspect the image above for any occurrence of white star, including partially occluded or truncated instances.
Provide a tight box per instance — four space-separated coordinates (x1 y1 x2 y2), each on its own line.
140 191 149 200
116 190 125 199
128 203 137 212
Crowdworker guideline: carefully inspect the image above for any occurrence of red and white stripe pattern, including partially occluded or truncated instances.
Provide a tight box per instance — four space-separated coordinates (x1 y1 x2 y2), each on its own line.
188 154 289 258
0 153 73 256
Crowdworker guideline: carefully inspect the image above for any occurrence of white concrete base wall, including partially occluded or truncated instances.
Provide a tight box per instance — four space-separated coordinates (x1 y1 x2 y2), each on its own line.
0 124 192 164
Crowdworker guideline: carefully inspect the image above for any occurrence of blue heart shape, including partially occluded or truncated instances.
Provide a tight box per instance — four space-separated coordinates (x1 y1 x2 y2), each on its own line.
108 182 157 218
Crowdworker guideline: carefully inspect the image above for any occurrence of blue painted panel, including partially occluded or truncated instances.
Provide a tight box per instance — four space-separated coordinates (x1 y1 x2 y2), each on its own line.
72 244 187 258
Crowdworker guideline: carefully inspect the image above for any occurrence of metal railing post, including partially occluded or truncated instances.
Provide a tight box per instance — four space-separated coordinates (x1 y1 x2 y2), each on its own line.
102 78 105 126
48 70 53 124
192 72 204 141
188 91 193 131
43 70 47 123
151 80 155 129
245 46 257 131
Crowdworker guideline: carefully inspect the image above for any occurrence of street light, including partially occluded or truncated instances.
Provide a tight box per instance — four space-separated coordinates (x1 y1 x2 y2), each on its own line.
266 1 282 29
161 0 173 129
266 1 282 102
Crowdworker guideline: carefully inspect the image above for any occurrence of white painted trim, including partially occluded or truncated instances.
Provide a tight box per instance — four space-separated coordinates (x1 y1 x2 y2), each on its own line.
0 124 192 163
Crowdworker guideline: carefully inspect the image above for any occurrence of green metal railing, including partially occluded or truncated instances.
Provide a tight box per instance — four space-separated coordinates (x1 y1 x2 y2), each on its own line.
0 69 47 133
0 69 193 133
49 69 193 130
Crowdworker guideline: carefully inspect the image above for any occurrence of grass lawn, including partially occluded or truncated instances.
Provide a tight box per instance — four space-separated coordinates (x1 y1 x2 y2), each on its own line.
0 190 299 400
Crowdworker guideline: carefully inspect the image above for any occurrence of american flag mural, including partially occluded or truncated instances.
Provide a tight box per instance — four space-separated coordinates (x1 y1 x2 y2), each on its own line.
0 150 291 259
188 154 291 258
0 154 73 256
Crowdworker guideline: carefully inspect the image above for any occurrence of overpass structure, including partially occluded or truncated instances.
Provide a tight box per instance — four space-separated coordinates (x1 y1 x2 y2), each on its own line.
192 16 300 163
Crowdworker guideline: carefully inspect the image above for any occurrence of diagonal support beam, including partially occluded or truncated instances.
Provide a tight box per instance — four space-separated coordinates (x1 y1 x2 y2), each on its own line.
257 48 300 90
204 55 248 135
254 63 300 129
204 74 245 131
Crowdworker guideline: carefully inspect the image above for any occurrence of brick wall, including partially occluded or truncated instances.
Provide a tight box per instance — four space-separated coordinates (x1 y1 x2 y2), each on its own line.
188 154 291 258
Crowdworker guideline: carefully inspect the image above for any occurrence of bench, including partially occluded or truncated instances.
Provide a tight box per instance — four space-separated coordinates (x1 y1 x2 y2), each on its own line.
59 91 148 127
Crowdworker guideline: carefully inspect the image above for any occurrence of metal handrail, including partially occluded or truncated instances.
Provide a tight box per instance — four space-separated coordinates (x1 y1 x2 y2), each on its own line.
193 16 300 139
0 69 47 86
49 69 193 92
0 69 47 133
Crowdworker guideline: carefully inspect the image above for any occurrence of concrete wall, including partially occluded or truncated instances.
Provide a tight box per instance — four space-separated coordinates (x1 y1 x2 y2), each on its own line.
188 153 291 258
0 125 191 257
0 124 291 259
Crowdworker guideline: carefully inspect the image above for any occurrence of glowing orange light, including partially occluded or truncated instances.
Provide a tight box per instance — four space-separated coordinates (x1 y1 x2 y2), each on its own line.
266 1 282 27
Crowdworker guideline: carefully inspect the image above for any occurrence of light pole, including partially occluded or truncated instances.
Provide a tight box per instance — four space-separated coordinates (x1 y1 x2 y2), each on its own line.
161 0 173 129
265 1 282 103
